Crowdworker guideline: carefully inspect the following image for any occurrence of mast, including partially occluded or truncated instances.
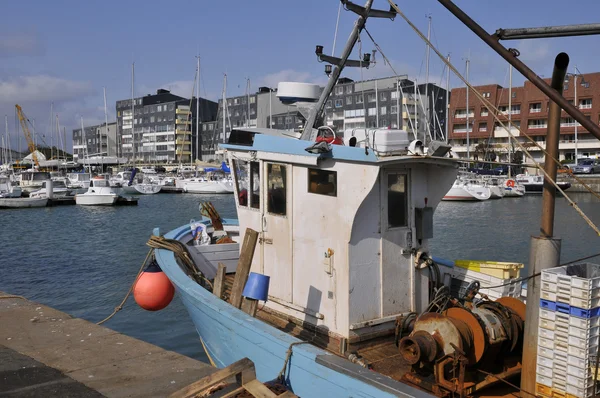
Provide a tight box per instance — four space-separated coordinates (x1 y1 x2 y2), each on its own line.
466 58 470 161
246 78 251 127
56 115 62 160
508 65 512 177
131 62 135 166
104 87 109 158
5 115 11 164
81 116 89 173
50 103 54 161
445 54 450 143
425 15 432 136
222 74 227 146
300 0 375 140
196 55 200 162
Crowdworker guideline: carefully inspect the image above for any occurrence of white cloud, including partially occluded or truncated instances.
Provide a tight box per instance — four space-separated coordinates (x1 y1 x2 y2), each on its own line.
0 31 43 57
0 75 94 104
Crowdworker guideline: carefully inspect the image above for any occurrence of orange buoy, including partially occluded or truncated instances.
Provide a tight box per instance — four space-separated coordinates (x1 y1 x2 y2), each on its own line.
133 260 175 311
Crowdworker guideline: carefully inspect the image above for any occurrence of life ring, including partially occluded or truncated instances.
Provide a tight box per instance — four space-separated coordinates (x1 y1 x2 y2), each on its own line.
507 180 515 188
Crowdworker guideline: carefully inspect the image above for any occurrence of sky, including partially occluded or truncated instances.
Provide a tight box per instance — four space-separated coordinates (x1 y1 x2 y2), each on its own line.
1 0 600 153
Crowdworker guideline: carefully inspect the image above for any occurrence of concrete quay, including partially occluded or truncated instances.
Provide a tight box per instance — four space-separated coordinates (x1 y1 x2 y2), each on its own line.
0 292 214 397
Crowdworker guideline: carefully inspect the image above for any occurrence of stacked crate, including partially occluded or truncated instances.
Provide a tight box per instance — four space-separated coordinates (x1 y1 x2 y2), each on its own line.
537 263 600 398
447 260 524 300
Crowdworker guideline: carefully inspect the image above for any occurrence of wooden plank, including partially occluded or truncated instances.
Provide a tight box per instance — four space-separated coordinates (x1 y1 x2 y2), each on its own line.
278 391 298 398
243 379 279 398
241 298 259 317
169 357 254 398
196 242 239 254
202 250 241 261
211 385 245 398
213 263 227 300
229 228 259 309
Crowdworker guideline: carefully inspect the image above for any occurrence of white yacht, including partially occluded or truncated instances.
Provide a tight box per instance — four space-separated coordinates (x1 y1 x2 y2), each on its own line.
18 171 51 194
66 172 91 193
503 178 526 197
111 170 161 194
0 176 22 198
483 177 505 199
181 176 234 194
516 174 571 194
443 177 491 201
29 180 73 199
75 178 118 206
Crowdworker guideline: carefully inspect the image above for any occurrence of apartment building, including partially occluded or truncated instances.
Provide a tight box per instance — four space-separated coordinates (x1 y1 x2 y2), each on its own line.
115 89 217 164
448 72 600 162
72 122 117 161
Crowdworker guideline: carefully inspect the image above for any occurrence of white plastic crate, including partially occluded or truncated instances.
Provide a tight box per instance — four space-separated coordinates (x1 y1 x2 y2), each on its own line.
566 383 596 398
542 280 558 293
537 373 554 389
540 318 556 330
571 296 600 310
539 327 555 340
539 335 555 349
568 344 598 357
567 373 596 389
570 315 600 330
537 363 553 378
569 325 600 339
540 307 557 321
568 364 592 379
554 351 568 374
571 285 600 300
539 346 555 360
543 263 600 291
569 334 600 349
541 289 557 302
537 355 555 370
568 355 590 369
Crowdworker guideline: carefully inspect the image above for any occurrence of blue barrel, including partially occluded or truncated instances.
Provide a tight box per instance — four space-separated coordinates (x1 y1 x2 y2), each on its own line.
242 272 270 301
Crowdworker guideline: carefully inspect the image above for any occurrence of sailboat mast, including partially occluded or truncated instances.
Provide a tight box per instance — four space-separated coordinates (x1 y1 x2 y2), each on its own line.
56 115 62 160
5 115 11 164
81 116 89 173
466 58 470 161
50 102 54 161
222 74 226 146
425 15 431 137
508 65 513 177
445 54 450 143
131 63 135 166
196 56 200 162
104 87 109 158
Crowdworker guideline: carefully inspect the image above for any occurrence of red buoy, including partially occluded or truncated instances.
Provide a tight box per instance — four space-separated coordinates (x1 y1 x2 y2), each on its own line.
133 260 175 311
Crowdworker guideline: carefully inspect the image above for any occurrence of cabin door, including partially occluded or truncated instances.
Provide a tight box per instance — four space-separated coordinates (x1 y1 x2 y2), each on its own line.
380 169 413 315
261 162 293 302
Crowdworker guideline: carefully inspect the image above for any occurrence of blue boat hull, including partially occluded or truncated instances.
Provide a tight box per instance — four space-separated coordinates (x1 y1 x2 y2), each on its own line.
155 223 429 397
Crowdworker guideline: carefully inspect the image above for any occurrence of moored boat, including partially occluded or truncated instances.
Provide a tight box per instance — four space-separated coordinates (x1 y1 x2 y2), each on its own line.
0 176 22 198
0 197 48 208
75 177 118 206
515 174 571 194
443 178 491 201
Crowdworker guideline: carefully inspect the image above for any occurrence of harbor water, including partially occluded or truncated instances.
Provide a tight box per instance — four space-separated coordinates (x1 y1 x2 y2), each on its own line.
1 193 599 364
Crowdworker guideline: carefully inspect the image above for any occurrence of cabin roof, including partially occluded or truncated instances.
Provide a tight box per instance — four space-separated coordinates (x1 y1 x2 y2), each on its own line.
221 132 458 167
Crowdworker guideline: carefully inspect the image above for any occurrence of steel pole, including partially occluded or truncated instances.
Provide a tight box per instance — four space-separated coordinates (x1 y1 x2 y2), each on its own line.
574 74 578 161
437 0 600 141
495 23 600 40
521 52 568 394
466 59 470 161
541 52 568 238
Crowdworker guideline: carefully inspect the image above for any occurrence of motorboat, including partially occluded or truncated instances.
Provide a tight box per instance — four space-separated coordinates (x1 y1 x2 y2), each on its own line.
29 180 73 199
111 170 161 195
17 171 51 194
0 197 48 208
75 177 118 206
66 172 91 193
515 174 571 194
483 177 505 199
0 176 22 198
443 177 491 201
181 176 234 194
503 178 525 197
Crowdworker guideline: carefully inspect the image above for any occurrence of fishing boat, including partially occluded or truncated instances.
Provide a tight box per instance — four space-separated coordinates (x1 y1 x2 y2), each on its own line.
443 177 491 201
0 197 48 208
0 176 22 198
17 171 51 194
75 177 118 206
515 174 571 194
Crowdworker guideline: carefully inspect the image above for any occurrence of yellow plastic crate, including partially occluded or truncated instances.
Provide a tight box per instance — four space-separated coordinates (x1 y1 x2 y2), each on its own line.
454 260 524 280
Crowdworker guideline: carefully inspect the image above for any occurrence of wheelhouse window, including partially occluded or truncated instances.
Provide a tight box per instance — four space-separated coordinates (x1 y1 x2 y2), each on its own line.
233 160 260 209
308 169 337 197
267 164 286 216
387 173 408 228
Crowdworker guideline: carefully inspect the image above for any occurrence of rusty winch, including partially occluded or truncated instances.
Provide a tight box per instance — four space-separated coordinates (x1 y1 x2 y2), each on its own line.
398 296 526 397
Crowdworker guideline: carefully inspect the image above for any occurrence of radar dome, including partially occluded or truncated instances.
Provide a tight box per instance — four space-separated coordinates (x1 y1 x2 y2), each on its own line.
277 82 320 105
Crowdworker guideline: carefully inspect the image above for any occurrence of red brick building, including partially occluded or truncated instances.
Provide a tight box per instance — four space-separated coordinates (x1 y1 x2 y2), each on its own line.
448 72 600 162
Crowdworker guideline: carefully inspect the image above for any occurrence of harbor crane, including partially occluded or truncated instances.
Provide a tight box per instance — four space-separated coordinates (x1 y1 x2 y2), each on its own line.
15 104 39 168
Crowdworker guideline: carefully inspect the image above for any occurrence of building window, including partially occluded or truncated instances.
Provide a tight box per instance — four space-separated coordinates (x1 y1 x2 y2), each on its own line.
367 93 376 102
380 107 387 115
380 92 387 101
234 98 239 105
168 103 175 111
391 105 398 114
480 108 489 117
530 103 542 113
528 119 547 129
380 119 387 127
455 109 467 118
285 116 292 124
308 169 336 197
510 105 521 114
249 96 255 104
387 173 408 228
391 91 399 100
150 116 155 123
242 97 246 105
453 123 471 133
356 94 364 104
326 100 332 108
346 96 352 105
168 115 174 121
345 85 353 94
368 107 377 116
580 98 592 109
250 108 256 115
512 92 517 98
267 164 286 216
479 122 487 132
335 86 344 95
334 99 343 108
482 92 490 98
560 117 578 127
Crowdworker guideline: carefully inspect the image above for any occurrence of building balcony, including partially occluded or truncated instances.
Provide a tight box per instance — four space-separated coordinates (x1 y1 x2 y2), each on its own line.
175 128 191 135
175 119 191 125
176 139 191 145
402 111 416 119
175 109 191 115
175 150 191 155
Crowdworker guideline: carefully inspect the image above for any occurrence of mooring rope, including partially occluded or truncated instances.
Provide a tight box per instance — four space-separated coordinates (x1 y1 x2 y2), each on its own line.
277 341 311 383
